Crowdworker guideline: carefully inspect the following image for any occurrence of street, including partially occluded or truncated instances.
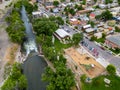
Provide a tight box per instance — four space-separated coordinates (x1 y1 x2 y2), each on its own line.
82 38 120 73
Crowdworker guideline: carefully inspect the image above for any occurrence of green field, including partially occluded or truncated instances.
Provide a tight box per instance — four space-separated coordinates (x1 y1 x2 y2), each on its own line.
81 75 120 90
54 38 72 53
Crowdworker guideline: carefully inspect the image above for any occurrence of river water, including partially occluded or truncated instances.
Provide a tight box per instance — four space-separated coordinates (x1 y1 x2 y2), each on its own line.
21 6 47 90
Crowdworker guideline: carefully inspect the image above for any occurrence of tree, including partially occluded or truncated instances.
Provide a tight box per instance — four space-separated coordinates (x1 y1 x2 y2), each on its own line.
42 66 75 90
118 0 120 5
80 74 87 82
1 63 27 90
18 75 28 90
106 64 116 75
90 36 97 41
69 8 75 15
33 18 58 36
56 16 64 25
105 0 113 4
72 33 83 46
115 26 120 32
82 0 86 5
101 10 113 21
53 1 59 7
88 21 95 28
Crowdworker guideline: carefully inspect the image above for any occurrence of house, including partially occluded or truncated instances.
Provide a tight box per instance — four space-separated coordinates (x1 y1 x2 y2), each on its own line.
85 28 94 35
94 32 102 39
70 18 81 25
45 2 54 9
83 24 91 30
89 13 96 21
32 11 42 18
105 34 120 49
53 29 70 44
32 11 49 18
99 4 107 9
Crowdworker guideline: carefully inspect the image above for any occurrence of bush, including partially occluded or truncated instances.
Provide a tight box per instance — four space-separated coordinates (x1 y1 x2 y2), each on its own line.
80 74 87 82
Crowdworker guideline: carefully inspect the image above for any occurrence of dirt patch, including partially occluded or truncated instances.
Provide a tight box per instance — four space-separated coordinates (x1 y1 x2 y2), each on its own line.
65 47 105 78
3 44 19 64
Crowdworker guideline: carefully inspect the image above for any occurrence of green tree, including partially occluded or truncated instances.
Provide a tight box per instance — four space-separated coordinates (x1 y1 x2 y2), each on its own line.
106 64 116 75
118 0 120 5
105 0 113 4
90 36 97 41
72 33 83 46
115 26 120 32
53 1 59 7
80 74 87 82
18 75 28 90
101 10 113 21
82 0 86 5
69 8 75 15
33 18 58 36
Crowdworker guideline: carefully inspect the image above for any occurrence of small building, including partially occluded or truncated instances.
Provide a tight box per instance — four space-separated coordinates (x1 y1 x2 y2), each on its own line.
85 28 94 35
32 11 49 18
83 24 91 30
94 32 102 39
53 29 70 44
105 34 120 49
70 18 81 25
45 2 54 9
99 4 107 9
32 11 42 18
89 13 96 21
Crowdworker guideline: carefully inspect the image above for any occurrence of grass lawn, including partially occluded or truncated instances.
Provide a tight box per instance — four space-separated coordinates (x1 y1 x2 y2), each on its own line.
54 39 73 53
81 75 120 90
96 38 105 43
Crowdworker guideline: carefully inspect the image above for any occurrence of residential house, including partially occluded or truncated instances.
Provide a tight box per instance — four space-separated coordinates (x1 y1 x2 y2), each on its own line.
89 13 96 21
32 11 49 18
69 18 81 25
94 32 102 39
105 34 120 49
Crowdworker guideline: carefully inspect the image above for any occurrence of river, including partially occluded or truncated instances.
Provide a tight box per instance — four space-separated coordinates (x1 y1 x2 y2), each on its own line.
21 6 47 90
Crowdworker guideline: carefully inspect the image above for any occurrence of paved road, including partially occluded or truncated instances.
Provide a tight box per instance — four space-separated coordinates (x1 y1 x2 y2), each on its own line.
82 38 120 72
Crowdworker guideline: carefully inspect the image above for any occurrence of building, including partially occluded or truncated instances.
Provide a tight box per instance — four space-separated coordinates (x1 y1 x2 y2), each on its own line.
83 24 91 30
53 29 70 44
53 25 78 43
89 13 95 21
105 34 120 49
32 11 49 18
69 18 80 25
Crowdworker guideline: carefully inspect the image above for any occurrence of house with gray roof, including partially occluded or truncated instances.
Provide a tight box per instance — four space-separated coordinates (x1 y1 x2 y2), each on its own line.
105 34 120 49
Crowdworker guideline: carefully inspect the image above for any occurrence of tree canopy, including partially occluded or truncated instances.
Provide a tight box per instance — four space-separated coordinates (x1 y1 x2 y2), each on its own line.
5 8 25 44
1 63 27 90
106 64 116 75
72 33 83 46
53 1 59 7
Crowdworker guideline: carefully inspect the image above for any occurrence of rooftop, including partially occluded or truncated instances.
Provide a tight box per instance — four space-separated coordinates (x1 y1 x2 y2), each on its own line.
55 29 70 38
106 34 120 47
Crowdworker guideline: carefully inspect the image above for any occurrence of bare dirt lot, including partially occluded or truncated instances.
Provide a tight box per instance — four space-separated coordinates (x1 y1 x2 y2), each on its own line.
65 47 105 78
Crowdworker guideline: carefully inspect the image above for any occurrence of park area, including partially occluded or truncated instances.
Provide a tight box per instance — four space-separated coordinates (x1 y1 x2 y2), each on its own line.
65 47 105 78
81 75 120 90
